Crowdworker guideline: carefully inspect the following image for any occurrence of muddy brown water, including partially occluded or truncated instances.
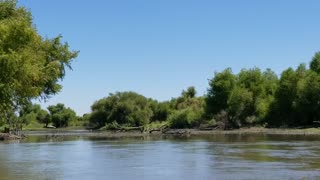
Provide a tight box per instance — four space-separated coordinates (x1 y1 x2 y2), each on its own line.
0 132 319 180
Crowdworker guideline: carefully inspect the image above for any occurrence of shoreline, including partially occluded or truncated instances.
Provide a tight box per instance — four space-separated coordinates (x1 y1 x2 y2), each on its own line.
2 127 320 141
20 127 320 138
0 133 25 140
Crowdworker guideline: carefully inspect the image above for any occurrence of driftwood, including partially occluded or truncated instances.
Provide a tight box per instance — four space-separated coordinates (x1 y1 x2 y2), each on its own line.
114 126 144 133
149 124 169 134
163 129 190 136
198 124 219 131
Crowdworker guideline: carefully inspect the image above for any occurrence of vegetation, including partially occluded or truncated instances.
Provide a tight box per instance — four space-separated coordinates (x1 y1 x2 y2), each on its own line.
83 52 320 131
206 53 320 129
88 92 153 129
47 103 77 128
1 1 320 132
0 0 78 129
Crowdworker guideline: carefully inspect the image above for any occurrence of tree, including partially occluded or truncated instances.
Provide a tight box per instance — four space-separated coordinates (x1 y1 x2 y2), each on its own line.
14 102 51 129
48 103 77 128
149 100 170 122
19 103 41 125
89 92 153 129
206 67 279 128
227 86 253 127
182 86 197 99
168 87 205 128
0 1 78 125
37 109 50 127
310 52 320 73
206 68 236 116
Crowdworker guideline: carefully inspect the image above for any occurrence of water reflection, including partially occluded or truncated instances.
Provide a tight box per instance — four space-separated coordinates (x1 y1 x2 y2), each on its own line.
0 134 319 179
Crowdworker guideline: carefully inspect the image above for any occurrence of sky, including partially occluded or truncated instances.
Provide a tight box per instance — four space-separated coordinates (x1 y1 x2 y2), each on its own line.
18 0 320 115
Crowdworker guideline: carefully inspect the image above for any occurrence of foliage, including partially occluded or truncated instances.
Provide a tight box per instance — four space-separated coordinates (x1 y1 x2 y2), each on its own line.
0 0 78 126
167 87 205 128
89 92 153 129
206 68 236 116
267 64 320 127
37 109 50 127
206 52 320 128
48 103 77 128
310 52 320 74
206 67 279 128
182 86 197 99
168 108 204 128
149 100 170 122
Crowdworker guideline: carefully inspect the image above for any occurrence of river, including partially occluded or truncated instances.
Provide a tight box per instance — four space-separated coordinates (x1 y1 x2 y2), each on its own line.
0 133 319 180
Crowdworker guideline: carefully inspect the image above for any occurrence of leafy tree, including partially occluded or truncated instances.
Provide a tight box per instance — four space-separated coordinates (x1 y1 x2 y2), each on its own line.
206 68 236 116
267 68 298 126
206 67 279 128
168 108 203 129
310 52 320 73
0 0 78 125
168 87 205 128
18 103 50 126
48 103 77 128
89 92 153 128
227 86 253 127
37 109 50 127
236 68 278 124
182 86 197 99
266 60 320 127
149 100 170 122
238 68 264 99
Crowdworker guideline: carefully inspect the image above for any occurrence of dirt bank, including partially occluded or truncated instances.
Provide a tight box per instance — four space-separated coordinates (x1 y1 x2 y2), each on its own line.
20 127 320 139
0 133 25 140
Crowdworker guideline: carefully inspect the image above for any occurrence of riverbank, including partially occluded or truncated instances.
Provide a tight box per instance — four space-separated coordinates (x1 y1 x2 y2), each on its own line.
2 127 320 141
19 127 320 138
191 127 320 136
0 133 25 140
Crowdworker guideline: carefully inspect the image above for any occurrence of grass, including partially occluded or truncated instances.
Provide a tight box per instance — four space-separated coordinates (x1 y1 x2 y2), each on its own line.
0 120 86 132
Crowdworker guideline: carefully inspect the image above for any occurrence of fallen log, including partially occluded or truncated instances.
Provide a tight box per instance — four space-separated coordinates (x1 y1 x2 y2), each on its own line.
163 129 190 135
149 124 169 134
114 126 144 133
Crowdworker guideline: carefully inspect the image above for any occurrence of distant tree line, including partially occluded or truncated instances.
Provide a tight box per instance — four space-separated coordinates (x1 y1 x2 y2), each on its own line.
17 103 80 128
15 53 320 130
1 1 320 131
84 52 320 130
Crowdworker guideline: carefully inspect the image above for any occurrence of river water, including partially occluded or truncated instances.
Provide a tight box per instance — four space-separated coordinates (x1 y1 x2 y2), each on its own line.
0 134 319 180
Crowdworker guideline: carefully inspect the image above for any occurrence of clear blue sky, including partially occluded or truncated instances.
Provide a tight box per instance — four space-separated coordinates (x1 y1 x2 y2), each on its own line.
18 0 320 115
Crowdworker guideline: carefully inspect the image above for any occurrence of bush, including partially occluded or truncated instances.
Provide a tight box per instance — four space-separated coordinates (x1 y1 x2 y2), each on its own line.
89 92 153 128
168 108 204 129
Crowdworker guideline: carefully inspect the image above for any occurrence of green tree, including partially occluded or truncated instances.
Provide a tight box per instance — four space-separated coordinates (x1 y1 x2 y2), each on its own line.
0 0 78 125
206 67 278 128
48 103 77 128
310 52 320 73
89 92 153 129
182 86 197 99
295 71 320 125
149 100 170 122
268 68 298 126
206 68 236 116
227 86 253 127
168 87 205 128
19 103 41 125
37 109 50 127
